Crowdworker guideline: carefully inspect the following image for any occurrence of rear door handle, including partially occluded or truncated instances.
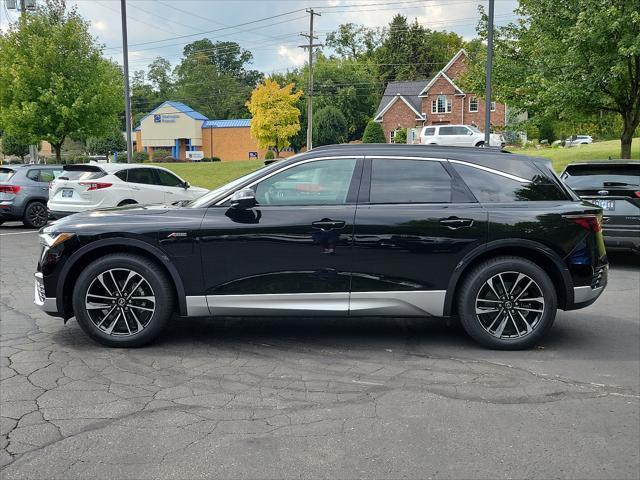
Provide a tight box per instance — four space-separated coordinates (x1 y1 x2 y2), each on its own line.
439 217 474 229
312 219 346 231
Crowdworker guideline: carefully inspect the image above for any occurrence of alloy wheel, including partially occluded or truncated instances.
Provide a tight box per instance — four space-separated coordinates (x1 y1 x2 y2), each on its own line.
474 271 545 339
85 268 156 336
28 204 48 228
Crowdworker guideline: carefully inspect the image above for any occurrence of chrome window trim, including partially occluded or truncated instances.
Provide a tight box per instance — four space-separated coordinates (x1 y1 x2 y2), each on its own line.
448 159 532 183
215 155 364 206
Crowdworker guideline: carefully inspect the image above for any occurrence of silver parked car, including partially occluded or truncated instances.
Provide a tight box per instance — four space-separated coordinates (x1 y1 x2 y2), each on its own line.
0 164 64 228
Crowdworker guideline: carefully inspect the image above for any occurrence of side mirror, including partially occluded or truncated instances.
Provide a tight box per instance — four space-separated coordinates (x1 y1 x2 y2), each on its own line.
230 187 257 209
183 181 190 189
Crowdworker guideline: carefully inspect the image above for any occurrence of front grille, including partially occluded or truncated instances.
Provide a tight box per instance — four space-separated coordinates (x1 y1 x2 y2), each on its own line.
591 266 606 289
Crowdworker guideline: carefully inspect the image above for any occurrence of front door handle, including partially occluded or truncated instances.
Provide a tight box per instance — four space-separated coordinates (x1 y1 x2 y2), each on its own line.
312 219 346 231
439 216 474 229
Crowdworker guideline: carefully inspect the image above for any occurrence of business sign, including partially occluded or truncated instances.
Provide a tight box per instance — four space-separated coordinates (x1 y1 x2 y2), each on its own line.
154 114 179 123
186 151 204 161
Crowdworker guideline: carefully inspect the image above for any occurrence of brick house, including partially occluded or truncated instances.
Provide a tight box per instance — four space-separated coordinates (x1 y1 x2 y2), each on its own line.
374 49 506 143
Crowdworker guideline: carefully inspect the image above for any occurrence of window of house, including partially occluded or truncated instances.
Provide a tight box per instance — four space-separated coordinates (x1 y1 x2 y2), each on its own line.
389 130 396 143
431 95 451 114
469 96 478 112
490 101 496 112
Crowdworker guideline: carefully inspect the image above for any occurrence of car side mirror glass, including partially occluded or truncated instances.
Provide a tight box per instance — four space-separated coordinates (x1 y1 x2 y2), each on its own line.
183 181 190 189
230 187 257 209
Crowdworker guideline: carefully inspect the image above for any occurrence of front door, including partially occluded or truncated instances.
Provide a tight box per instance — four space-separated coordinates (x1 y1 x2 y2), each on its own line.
200 157 363 316
350 157 487 316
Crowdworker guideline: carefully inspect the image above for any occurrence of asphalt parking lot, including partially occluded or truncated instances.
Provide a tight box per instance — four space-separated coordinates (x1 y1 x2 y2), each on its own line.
1 221 638 479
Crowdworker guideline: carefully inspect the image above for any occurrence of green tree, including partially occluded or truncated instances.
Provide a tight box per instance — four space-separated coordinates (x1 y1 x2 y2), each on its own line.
86 128 126 156
147 57 173 98
462 1 640 158
313 106 348 146
393 128 408 144
362 121 386 143
0 0 123 162
326 23 382 59
246 79 302 157
1 134 29 160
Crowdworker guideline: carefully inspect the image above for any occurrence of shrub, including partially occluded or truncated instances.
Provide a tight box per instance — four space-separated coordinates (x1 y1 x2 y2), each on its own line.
264 150 275 160
211 156 221 162
538 123 556 143
134 151 148 163
312 106 348 146
362 121 386 143
151 149 172 162
393 128 407 144
86 128 126 156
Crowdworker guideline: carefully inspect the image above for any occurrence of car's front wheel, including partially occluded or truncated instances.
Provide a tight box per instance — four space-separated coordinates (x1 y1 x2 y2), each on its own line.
457 256 557 350
72 253 174 347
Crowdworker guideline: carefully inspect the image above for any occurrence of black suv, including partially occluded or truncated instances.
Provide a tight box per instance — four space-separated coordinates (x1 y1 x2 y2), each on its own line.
35 145 608 349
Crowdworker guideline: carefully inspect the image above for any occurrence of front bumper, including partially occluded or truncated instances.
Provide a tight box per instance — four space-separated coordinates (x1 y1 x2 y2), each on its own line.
34 272 58 314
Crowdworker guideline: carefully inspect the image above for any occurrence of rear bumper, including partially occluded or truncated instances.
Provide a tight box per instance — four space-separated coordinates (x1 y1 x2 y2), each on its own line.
0 202 24 220
567 265 608 310
603 228 640 252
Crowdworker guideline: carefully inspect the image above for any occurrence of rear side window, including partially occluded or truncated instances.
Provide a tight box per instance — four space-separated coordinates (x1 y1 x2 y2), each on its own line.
439 126 456 136
423 127 435 136
370 159 452 203
452 162 570 202
115 170 128 181
127 168 158 185
0 168 16 182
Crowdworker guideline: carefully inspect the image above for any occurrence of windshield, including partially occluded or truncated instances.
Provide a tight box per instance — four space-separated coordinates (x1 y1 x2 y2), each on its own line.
562 164 640 188
0 168 16 182
187 162 282 208
468 125 482 133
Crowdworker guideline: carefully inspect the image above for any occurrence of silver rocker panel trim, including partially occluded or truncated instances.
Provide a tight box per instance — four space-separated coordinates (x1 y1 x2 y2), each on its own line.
185 290 446 317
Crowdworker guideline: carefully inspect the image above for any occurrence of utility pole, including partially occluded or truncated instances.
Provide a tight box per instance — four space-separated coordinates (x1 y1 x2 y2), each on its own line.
120 0 133 163
18 0 40 163
484 0 495 146
299 9 322 151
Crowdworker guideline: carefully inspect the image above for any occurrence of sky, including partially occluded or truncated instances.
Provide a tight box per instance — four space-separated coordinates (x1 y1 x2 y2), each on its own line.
1 0 520 75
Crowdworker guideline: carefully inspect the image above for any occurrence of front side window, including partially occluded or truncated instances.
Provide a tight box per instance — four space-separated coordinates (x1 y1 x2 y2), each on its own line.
254 159 357 206
370 159 452 204
469 96 478 112
156 169 184 187
452 163 569 202
127 168 158 185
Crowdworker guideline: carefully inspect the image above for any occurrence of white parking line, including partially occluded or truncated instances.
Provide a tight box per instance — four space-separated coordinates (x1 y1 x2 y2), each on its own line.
0 231 39 236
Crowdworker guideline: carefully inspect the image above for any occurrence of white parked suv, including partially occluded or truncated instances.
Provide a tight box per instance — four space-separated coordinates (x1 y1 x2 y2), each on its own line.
419 124 505 147
48 163 208 219
565 135 593 147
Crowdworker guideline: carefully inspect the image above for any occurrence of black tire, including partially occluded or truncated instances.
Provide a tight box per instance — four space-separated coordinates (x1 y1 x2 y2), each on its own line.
118 199 138 207
475 141 485 147
22 201 48 228
72 253 175 347
457 256 557 350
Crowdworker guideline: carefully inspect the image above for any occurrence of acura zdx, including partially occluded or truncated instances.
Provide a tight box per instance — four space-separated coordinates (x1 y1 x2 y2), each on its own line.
35 145 608 349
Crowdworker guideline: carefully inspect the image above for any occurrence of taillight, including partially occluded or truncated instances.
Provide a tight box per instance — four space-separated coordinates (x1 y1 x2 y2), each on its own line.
0 185 20 194
563 214 602 232
634 191 640 198
78 182 112 191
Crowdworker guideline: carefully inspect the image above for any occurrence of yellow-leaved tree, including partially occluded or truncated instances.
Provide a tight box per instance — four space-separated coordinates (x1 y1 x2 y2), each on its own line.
246 79 303 158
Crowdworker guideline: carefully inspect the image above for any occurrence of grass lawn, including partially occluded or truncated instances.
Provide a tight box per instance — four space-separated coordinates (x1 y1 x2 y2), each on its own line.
156 138 639 190
152 160 264 190
511 137 639 172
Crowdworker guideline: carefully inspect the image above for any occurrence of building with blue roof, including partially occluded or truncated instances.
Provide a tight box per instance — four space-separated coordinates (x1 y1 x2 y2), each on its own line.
134 101 294 161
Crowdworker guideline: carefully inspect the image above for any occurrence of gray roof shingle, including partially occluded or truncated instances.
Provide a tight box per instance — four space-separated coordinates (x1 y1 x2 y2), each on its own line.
375 80 430 118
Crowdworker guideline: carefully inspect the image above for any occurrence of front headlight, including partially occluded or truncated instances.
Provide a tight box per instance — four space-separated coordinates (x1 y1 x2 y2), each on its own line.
39 232 76 248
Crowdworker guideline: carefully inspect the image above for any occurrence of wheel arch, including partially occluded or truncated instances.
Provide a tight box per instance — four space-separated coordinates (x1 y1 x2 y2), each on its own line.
443 239 573 317
56 238 187 319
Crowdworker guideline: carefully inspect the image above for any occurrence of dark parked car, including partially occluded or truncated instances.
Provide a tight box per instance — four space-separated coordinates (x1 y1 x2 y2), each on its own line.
0 164 64 228
561 161 639 253
35 145 608 349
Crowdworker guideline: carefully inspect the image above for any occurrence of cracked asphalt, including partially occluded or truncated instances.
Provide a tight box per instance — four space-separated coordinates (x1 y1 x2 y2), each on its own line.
1 222 639 479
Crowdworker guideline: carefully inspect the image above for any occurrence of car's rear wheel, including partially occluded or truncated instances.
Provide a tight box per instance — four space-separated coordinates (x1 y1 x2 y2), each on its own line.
72 253 174 347
22 201 48 228
475 141 485 147
457 256 557 350
118 199 138 206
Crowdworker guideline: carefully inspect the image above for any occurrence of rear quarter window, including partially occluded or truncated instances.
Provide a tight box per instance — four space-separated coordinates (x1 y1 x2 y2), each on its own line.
452 162 570 202
0 168 15 182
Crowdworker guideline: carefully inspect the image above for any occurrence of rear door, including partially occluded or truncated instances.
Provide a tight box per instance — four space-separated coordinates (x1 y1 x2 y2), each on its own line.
126 168 165 204
436 126 457 146
350 157 487 316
